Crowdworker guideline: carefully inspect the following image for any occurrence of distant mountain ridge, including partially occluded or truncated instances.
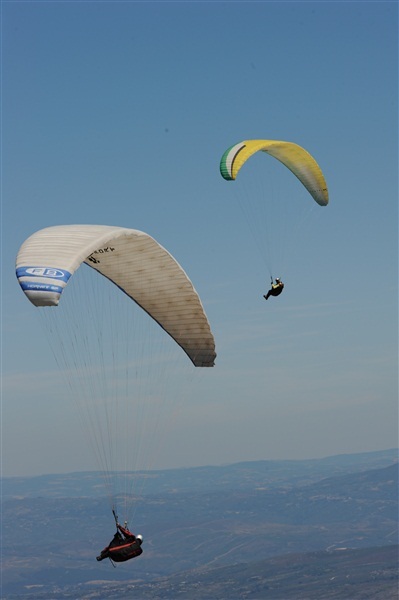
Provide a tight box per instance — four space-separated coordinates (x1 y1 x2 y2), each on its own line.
2 447 397 499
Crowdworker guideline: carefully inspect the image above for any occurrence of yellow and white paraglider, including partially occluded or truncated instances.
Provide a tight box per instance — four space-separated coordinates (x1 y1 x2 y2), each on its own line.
220 139 329 297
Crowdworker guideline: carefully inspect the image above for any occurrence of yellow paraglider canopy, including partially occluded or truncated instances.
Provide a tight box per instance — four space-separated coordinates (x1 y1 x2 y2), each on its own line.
220 139 329 207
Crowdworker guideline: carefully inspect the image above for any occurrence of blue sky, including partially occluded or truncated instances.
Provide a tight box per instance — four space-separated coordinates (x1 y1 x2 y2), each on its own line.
2 1 397 477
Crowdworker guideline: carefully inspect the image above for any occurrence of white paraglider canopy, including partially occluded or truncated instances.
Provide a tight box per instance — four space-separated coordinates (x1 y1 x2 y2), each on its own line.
16 224 216 367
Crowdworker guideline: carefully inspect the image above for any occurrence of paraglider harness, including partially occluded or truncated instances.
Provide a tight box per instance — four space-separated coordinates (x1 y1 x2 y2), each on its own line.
264 276 284 301
96 509 143 565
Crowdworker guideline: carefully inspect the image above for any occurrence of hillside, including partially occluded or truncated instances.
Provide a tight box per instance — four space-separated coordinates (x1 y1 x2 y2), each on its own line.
3 546 398 599
1 450 398 598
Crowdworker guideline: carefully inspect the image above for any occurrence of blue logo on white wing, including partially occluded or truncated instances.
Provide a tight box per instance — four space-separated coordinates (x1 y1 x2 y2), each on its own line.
25 267 65 278
16 267 71 283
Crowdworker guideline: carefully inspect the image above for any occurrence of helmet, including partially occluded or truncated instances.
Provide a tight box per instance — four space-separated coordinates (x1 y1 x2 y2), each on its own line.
136 534 143 542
